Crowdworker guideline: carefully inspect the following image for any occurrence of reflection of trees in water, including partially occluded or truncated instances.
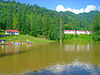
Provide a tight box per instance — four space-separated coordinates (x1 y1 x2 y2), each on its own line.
64 43 90 51
0 42 100 75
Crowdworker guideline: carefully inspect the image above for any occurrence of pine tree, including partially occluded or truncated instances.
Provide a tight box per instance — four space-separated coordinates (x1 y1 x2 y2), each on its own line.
7 5 13 29
16 5 22 31
92 14 100 41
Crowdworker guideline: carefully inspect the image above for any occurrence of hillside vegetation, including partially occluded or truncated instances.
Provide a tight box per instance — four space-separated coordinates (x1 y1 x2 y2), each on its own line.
0 34 52 44
64 34 91 41
0 0 100 41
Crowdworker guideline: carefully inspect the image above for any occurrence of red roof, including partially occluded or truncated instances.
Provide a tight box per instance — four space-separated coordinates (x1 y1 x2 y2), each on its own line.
6 30 19 32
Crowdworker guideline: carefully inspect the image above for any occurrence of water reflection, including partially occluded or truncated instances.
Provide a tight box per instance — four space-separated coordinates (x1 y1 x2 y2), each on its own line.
27 60 100 75
0 45 33 58
64 42 90 51
0 41 100 75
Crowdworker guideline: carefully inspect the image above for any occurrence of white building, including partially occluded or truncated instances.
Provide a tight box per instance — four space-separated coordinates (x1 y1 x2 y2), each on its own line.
64 30 92 35
86 31 92 35
5 30 19 35
64 30 75 34
76 30 86 34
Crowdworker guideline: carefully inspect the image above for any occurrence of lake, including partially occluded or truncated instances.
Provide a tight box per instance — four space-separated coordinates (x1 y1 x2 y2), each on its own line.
0 41 100 75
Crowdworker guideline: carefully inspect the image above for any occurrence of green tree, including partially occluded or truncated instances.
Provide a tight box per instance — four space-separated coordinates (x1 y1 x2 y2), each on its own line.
6 5 13 29
92 14 100 41
16 5 22 31
0 0 3 2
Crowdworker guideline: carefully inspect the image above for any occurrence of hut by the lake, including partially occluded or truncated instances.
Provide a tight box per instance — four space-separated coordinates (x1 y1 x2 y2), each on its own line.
5 29 19 35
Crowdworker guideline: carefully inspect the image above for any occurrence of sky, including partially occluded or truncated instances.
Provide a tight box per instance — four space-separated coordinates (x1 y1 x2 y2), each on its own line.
15 0 100 14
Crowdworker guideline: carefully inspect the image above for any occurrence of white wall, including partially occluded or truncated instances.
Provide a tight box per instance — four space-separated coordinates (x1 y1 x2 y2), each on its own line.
64 31 75 34
64 30 92 35
5 32 10 35
5 32 19 35
76 31 86 34
15 32 19 35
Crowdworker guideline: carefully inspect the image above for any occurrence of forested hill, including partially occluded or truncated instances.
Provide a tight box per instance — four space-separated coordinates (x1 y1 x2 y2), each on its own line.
61 11 100 31
0 0 100 40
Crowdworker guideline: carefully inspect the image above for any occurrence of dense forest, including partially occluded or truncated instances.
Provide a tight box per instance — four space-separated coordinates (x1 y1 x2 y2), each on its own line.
0 0 100 40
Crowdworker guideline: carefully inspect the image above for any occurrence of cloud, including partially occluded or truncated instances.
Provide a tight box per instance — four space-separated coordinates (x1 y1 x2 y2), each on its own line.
56 5 96 14
56 5 66 12
85 5 96 12
66 8 84 14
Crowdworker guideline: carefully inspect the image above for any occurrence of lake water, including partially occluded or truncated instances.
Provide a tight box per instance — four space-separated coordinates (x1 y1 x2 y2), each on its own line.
0 41 100 75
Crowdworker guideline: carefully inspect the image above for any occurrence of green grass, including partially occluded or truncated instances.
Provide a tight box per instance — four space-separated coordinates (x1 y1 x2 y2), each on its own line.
0 34 53 44
64 34 92 41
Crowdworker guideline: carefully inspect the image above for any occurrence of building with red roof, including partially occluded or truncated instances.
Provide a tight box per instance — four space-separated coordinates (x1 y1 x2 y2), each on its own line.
64 30 92 35
86 31 92 35
5 29 19 35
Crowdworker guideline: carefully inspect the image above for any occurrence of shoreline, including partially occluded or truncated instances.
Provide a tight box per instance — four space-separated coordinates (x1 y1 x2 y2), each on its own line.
0 35 53 46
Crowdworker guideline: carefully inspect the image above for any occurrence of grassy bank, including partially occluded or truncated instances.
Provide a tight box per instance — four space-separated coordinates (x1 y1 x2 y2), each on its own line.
64 34 92 41
0 34 53 44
